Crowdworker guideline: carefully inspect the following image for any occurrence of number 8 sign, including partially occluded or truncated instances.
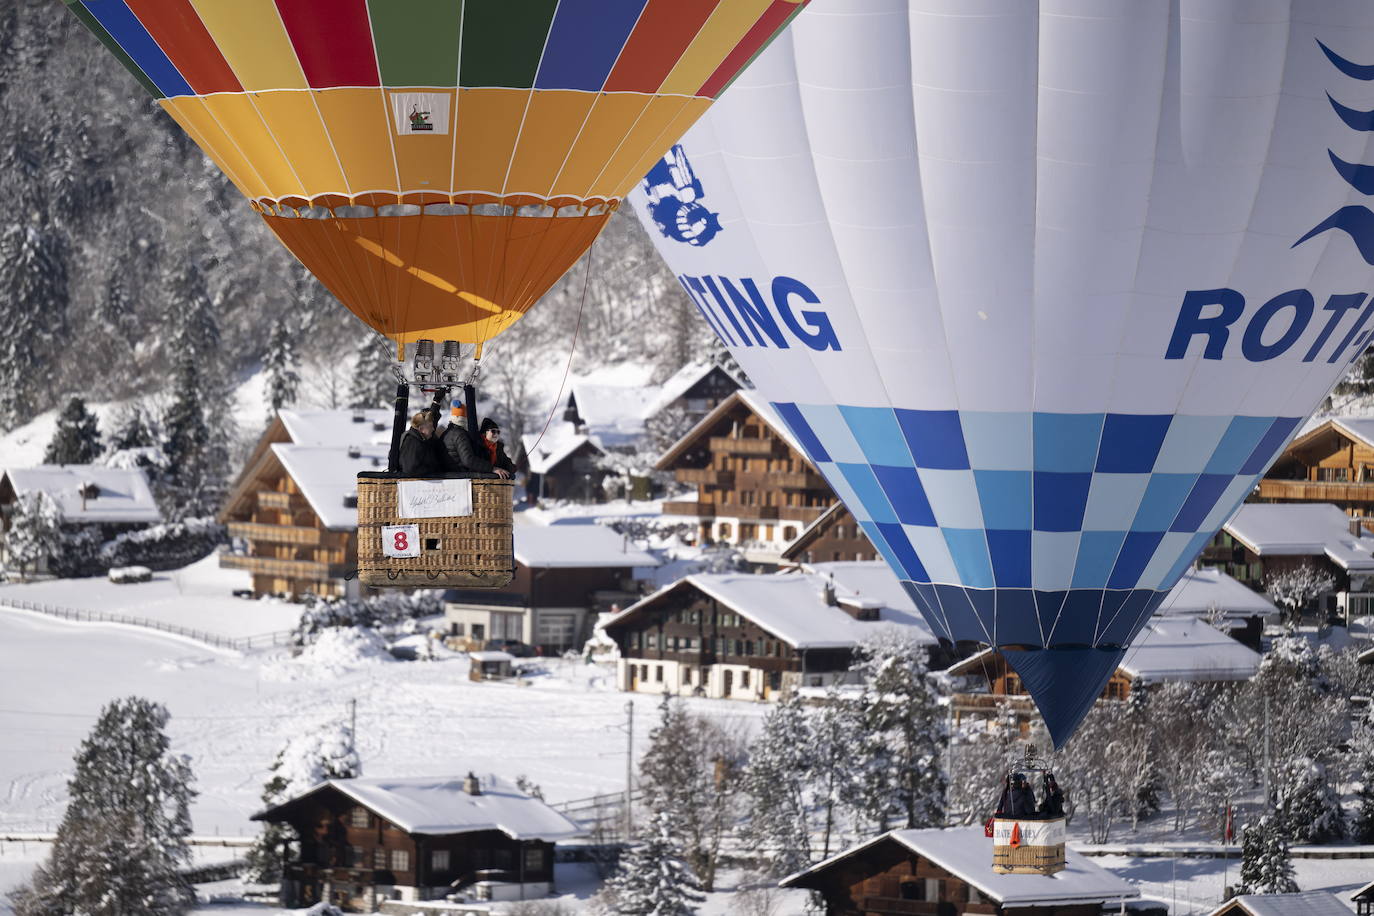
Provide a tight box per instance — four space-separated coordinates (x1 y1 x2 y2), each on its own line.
381 524 421 559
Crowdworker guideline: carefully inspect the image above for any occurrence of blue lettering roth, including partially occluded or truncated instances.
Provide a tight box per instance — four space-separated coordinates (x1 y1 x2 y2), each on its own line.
772 276 841 352
1166 289 1246 360
1302 293 1366 362
1330 295 1374 364
717 277 789 348
1241 289 1314 361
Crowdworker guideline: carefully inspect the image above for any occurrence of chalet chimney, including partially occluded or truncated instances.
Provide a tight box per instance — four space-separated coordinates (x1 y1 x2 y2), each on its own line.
822 573 837 607
352 408 366 423
347 446 361 459
1352 517 1366 537
463 771 481 796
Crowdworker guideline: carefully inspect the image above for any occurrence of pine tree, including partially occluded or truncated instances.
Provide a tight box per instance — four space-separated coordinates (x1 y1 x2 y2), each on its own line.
1 491 63 579
263 314 301 421
42 395 102 465
159 349 212 520
738 690 813 877
347 333 398 410
1274 757 1344 844
1351 718 1374 843
11 697 195 916
1238 813 1299 895
0 218 69 430
244 721 359 884
604 809 704 916
845 628 946 832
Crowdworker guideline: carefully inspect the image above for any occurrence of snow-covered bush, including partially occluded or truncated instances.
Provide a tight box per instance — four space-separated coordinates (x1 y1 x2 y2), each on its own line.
1275 757 1344 844
99 518 224 571
1239 813 1298 895
1266 563 1335 627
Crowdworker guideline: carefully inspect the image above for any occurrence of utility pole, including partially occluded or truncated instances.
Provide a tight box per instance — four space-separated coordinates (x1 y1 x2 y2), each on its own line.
624 700 634 842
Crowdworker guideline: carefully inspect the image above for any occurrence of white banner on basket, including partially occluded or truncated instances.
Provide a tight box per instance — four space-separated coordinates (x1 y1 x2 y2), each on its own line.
397 478 472 519
992 818 1065 846
381 524 421 558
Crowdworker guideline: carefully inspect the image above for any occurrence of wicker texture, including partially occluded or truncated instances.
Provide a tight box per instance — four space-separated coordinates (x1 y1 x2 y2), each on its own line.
356 477 514 588
991 841 1066 875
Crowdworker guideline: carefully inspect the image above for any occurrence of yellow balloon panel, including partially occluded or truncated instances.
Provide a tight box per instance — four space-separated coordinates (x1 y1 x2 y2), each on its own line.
312 90 399 199
249 91 349 198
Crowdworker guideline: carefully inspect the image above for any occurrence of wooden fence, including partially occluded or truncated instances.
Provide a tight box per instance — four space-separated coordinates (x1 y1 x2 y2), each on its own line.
0 598 296 652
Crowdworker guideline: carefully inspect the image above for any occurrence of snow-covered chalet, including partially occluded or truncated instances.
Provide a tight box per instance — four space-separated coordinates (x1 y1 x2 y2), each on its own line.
780 826 1137 915
254 772 581 911
603 561 936 700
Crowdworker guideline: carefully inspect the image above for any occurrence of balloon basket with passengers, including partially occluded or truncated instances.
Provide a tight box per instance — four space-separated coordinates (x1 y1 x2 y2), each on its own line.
355 339 515 590
986 746 1067 876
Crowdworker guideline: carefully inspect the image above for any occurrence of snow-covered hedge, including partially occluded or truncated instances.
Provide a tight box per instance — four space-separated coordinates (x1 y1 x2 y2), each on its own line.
98 518 224 571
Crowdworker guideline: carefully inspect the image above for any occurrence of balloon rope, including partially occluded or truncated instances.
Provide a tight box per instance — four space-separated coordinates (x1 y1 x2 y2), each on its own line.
526 236 596 458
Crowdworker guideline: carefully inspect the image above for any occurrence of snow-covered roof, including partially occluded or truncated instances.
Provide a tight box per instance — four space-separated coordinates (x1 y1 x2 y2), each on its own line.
512 521 659 569
1118 618 1260 683
469 651 514 662
607 566 935 649
1223 503 1374 571
260 775 583 840
1154 566 1279 620
2 466 161 524
643 360 739 418
521 425 601 475
569 382 658 447
1353 879 1374 901
781 827 1136 907
1210 891 1352 916
278 408 393 448
271 443 389 530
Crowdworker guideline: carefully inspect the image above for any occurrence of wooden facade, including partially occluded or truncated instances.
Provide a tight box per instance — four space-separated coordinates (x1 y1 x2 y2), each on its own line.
783 834 1109 916
947 652 1132 734
521 438 607 503
258 784 556 912
219 448 356 599
605 579 855 700
782 502 880 565
1258 419 1374 518
1198 528 1347 594
657 391 834 563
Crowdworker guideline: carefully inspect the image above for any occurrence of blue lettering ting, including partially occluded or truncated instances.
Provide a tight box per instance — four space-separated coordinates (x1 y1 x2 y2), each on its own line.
677 274 842 352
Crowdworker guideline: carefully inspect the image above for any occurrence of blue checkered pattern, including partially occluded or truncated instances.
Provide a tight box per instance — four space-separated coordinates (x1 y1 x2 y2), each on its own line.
773 403 1302 647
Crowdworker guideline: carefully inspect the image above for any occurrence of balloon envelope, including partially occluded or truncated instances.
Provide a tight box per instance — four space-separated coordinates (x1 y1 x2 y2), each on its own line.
64 0 809 346
629 0 1374 745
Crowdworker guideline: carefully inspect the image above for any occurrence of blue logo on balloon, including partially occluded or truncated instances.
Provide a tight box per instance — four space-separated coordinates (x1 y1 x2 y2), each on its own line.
641 145 722 246
1294 41 1374 264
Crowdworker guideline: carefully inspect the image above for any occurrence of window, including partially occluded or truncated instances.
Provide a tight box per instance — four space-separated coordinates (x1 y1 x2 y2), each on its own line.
472 623 485 640
742 671 750 689
524 846 546 872
431 849 450 872
716 637 726 656
374 847 387 869
745 640 755 656
639 664 648 681
683 667 693 685
655 665 663 682
350 845 365 866
783 527 796 540
391 849 410 872
734 640 743 656
1318 467 1350 481
350 807 370 828
630 631 641 650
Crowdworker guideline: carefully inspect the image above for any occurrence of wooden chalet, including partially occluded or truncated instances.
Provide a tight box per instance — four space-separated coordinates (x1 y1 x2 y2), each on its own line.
603 565 935 700
218 409 394 599
780 827 1136 916
656 389 835 565
443 523 658 654
948 616 1259 731
1352 879 1374 916
518 427 608 503
781 502 879 566
563 361 741 438
254 773 581 912
1257 417 1374 518
1205 891 1352 916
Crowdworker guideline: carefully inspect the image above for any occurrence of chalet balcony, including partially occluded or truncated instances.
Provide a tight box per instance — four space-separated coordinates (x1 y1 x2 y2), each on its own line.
663 501 715 517
1257 478 1374 504
952 692 1037 715
220 554 350 580
674 468 735 487
773 470 828 490
226 522 323 545
708 436 785 456
862 897 996 916
777 506 827 523
256 490 297 509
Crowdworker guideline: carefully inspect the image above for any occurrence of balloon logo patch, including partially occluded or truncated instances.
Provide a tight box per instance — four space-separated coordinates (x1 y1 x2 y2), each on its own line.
642 145 722 247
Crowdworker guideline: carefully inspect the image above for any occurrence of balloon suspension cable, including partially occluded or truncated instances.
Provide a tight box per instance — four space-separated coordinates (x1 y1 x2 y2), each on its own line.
528 237 595 458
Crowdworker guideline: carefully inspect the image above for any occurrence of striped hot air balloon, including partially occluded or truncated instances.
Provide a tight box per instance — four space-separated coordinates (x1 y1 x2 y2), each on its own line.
63 0 808 348
629 0 1374 746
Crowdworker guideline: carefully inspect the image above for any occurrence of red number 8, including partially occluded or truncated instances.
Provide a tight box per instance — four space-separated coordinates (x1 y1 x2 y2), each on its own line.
393 530 409 551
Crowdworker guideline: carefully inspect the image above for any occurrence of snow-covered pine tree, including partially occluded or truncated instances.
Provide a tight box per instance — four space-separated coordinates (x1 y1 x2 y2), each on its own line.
1238 812 1299 895
11 697 195 916
347 333 398 410
1 491 63 579
1274 756 1344 844
845 628 946 832
244 720 360 884
738 690 813 877
604 808 704 916
263 314 301 421
159 348 212 520
42 395 102 465
0 218 69 431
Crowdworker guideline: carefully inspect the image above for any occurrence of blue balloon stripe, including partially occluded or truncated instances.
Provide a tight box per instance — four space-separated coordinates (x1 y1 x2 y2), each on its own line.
1319 39 1374 81
1329 150 1374 195
1328 93 1374 131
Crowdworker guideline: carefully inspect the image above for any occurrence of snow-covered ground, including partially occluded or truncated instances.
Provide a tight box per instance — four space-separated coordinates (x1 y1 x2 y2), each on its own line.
0 554 298 640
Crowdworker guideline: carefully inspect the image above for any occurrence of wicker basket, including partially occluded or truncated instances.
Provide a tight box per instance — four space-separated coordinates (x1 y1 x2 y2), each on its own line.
990 817 1067 875
356 476 514 589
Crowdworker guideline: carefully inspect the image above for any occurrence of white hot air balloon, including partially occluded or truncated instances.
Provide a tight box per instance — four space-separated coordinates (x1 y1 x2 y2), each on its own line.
629 0 1374 746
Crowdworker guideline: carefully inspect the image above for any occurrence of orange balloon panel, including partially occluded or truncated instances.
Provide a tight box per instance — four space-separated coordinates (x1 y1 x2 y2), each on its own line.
262 210 611 345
